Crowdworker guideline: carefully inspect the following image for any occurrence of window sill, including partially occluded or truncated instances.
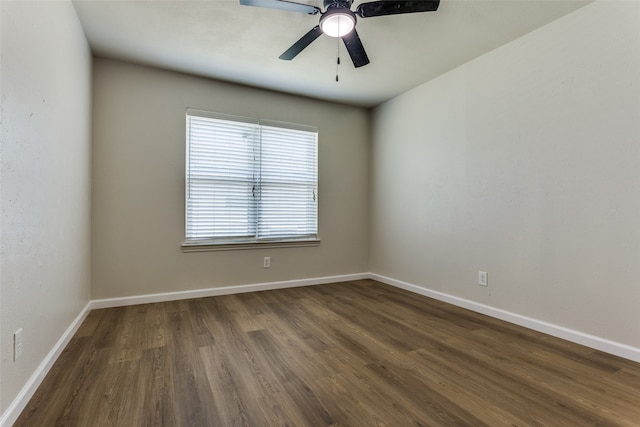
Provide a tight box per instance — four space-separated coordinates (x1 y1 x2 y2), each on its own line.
181 238 321 252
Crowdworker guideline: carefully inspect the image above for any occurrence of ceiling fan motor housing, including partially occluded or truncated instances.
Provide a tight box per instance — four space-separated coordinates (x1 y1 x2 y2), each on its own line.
323 0 353 9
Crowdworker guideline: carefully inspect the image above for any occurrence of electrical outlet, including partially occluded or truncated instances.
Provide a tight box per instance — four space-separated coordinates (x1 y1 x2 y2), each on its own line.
478 271 488 287
263 257 271 268
14 328 23 361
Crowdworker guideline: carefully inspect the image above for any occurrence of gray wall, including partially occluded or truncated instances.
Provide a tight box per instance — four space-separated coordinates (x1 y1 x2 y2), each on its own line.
91 58 370 299
370 1 640 348
0 0 92 413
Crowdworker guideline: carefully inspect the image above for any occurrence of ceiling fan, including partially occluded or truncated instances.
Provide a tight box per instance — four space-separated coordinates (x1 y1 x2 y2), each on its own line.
239 0 440 68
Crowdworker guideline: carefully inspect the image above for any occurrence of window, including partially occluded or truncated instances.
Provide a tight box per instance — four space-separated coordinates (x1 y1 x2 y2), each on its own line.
184 109 318 250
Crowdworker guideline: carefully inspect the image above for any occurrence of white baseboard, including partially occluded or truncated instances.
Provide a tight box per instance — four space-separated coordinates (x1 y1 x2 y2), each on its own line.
369 273 640 363
0 301 92 427
90 273 369 309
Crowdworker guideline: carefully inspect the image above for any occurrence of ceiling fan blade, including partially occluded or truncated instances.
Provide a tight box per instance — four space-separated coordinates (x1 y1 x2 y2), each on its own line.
240 0 321 15
342 29 370 68
356 0 439 18
279 25 324 60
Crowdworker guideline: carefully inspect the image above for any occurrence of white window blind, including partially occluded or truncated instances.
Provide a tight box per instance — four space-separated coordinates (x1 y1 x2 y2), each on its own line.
186 110 318 245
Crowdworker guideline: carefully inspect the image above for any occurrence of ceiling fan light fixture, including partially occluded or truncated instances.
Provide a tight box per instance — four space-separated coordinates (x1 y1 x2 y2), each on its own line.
320 10 355 37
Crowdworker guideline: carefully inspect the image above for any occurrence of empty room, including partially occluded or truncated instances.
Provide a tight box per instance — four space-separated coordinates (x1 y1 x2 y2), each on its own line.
1 0 639 425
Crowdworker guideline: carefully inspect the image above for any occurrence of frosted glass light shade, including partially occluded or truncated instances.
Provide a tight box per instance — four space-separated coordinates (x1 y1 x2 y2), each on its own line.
320 13 355 37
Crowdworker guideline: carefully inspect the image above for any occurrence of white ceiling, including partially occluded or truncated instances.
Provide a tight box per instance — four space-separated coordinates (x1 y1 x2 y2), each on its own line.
72 0 591 107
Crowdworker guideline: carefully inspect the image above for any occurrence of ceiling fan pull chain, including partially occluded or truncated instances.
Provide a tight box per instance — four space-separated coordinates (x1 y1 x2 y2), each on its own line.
336 37 340 82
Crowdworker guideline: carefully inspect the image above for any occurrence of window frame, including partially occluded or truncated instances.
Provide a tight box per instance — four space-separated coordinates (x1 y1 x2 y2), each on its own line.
182 109 320 252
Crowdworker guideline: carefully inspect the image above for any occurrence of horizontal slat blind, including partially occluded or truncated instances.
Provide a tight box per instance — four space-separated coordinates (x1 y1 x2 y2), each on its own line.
258 123 318 239
185 111 318 244
186 112 259 241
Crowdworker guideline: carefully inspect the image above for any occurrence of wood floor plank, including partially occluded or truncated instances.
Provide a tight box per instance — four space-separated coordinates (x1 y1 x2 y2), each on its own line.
73 310 101 338
143 302 168 350
224 294 266 333
84 359 140 426
139 346 178 426
14 280 640 426
109 305 146 363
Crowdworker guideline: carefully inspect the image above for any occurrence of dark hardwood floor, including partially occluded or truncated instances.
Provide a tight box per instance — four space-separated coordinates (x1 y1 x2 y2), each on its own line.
15 280 640 426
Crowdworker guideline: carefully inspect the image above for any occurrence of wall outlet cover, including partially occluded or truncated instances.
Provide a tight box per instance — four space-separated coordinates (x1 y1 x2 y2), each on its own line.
479 271 488 287
14 328 23 361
